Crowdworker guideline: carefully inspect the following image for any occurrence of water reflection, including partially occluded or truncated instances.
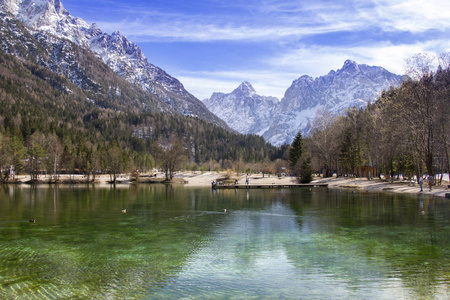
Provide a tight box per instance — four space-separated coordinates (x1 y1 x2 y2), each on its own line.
0 185 448 299
152 188 450 299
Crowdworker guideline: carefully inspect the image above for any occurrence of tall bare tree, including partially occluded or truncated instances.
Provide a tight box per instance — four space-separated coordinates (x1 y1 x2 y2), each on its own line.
309 110 341 177
106 146 125 184
46 133 63 182
157 136 187 181
0 134 10 181
399 76 438 177
26 132 47 181
8 134 25 180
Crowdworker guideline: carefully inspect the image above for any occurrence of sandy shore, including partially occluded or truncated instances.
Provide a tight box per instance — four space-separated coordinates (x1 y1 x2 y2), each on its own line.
8 172 450 198
180 172 449 198
177 172 296 187
315 176 449 198
178 172 448 198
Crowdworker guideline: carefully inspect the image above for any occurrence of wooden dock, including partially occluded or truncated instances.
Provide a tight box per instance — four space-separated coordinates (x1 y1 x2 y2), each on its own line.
212 183 328 189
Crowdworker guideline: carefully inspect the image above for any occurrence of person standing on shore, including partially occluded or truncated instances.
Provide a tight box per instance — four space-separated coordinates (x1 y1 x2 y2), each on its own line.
419 176 423 192
427 175 433 191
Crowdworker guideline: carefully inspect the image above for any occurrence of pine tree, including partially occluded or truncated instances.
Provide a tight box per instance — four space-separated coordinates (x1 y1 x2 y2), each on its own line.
289 132 303 168
299 155 313 183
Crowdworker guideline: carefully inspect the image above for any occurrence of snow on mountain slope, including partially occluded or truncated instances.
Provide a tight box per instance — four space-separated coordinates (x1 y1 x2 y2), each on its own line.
263 60 404 145
0 0 228 128
204 81 278 135
205 60 404 146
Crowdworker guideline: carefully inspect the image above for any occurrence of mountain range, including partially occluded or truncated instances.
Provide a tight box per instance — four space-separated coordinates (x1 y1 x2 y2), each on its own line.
204 60 404 145
1 0 405 147
0 0 228 128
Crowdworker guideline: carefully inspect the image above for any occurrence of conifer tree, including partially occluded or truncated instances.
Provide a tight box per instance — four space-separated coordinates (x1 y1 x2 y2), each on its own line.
289 132 303 168
298 155 313 183
0 134 9 181
289 132 313 183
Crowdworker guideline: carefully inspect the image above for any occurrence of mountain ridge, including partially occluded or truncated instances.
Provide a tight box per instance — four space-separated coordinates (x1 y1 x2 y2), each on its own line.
204 60 404 145
0 12 173 114
204 81 278 136
1 1 405 146
0 0 228 128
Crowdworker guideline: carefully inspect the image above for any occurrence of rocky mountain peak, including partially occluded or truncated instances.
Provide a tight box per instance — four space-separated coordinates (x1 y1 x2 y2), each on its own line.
206 60 404 146
233 81 256 96
1 0 23 15
204 81 278 135
2 0 67 29
292 75 313 85
88 22 102 36
338 59 360 74
343 59 357 68
111 30 123 38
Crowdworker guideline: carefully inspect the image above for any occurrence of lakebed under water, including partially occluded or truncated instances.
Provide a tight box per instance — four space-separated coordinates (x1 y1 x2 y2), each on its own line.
0 185 449 299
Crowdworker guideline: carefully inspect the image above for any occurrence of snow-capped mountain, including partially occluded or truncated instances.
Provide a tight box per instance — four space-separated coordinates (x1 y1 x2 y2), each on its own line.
204 81 278 135
0 0 227 127
205 60 404 146
263 60 404 145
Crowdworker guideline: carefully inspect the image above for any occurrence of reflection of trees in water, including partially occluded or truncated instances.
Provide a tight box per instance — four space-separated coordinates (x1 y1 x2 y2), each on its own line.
0 186 221 298
283 190 449 299
0 187 448 299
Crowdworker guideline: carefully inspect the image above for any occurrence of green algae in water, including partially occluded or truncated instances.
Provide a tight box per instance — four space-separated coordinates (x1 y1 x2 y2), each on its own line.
0 185 449 299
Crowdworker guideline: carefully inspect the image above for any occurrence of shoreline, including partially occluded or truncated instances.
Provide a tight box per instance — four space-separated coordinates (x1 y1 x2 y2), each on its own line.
179 172 449 198
315 176 449 199
3 173 449 198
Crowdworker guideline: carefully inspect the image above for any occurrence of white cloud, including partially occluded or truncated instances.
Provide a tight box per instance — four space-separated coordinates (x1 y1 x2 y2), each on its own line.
66 0 450 101
178 39 450 101
370 0 450 32
267 40 450 77
93 0 450 43
178 69 295 100
96 19 360 43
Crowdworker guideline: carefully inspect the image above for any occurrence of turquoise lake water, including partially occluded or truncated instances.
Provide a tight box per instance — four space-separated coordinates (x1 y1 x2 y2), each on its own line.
0 185 449 299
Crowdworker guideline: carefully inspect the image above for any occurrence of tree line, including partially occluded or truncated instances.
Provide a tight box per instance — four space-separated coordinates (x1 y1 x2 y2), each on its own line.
0 127 287 184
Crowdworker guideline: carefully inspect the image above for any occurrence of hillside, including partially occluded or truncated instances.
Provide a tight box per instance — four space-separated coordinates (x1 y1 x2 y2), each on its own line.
0 0 228 128
0 13 174 114
0 46 277 162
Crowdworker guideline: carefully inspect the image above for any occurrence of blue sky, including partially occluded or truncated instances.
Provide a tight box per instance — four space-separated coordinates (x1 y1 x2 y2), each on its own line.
62 0 450 100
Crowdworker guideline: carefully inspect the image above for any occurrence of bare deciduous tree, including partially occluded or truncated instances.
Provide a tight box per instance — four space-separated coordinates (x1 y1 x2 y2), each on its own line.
157 137 187 181
309 110 341 177
106 146 124 184
26 132 47 181
46 133 63 182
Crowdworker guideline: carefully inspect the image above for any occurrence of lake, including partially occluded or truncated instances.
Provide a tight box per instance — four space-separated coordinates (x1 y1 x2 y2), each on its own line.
0 185 449 299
